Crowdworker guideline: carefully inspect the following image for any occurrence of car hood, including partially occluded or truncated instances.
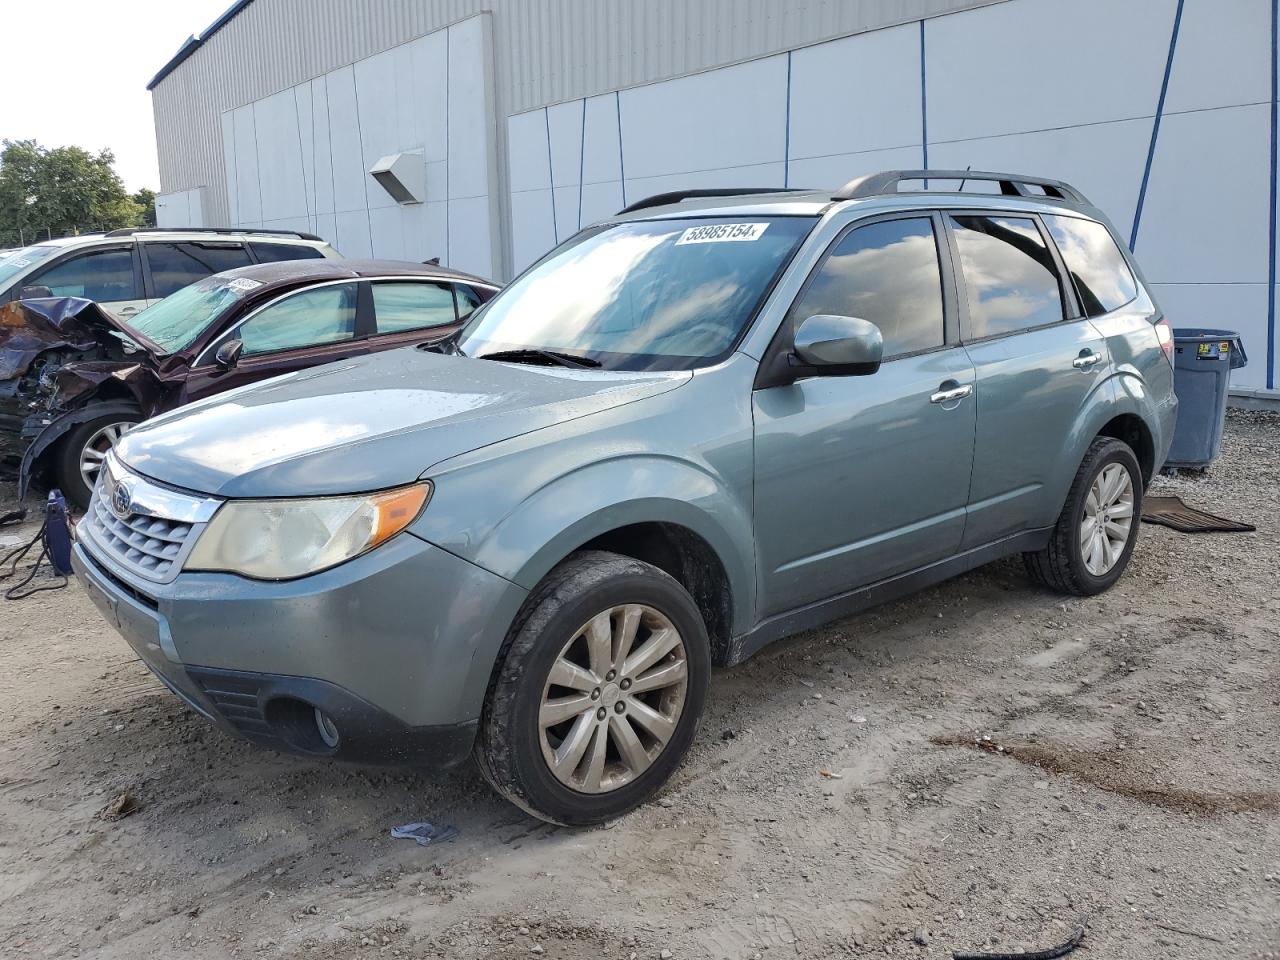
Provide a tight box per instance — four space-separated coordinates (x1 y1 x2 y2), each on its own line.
0 296 153 381
115 347 690 498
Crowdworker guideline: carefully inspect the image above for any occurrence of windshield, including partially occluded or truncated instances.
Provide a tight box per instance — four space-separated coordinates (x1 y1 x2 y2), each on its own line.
127 273 264 354
457 216 815 370
0 245 58 287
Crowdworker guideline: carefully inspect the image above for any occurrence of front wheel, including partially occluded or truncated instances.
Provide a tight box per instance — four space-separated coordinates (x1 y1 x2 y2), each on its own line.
55 411 141 510
1024 436 1143 596
475 551 710 825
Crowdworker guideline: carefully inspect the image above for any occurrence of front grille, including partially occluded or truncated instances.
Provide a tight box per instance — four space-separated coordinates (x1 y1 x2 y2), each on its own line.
78 454 221 584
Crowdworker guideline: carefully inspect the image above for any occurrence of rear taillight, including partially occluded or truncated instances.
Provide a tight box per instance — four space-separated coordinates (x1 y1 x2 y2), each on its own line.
1154 317 1175 366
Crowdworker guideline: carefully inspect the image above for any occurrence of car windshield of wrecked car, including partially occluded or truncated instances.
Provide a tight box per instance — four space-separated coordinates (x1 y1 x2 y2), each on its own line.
127 275 261 353
456 216 816 371
0 245 58 286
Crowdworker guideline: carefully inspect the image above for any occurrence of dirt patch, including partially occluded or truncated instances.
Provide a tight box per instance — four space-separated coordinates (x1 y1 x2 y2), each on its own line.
932 733 1280 816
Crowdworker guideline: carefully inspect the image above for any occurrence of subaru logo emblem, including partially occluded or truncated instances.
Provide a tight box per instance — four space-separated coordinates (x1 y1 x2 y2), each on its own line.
111 480 133 519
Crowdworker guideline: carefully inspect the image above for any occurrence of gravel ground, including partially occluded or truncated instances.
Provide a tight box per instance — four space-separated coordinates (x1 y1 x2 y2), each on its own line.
0 409 1277 960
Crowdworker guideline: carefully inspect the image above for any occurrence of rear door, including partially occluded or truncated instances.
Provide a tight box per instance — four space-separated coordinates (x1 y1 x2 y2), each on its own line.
181 280 373 403
22 244 147 319
947 211 1108 548
140 240 253 305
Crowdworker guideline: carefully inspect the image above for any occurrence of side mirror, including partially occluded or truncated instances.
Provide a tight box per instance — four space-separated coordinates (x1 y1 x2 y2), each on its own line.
793 314 883 375
18 285 53 300
214 339 244 370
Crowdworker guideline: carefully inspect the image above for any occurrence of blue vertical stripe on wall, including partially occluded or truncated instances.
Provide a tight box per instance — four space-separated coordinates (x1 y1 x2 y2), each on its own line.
616 91 627 207
1269 0 1278 389
784 52 792 188
1130 0 1185 253
544 107 558 244
919 20 928 185
577 98 587 230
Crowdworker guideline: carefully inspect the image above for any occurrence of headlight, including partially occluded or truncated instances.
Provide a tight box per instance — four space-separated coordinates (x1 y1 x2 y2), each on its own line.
185 482 432 580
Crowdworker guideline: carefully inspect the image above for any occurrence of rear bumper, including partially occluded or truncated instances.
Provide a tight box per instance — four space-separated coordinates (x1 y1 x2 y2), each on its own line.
72 532 527 767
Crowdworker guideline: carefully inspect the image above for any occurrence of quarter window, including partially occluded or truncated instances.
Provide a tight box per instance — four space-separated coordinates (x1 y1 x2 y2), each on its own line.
789 217 945 356
145 242 252 298
28 248 138 302
1043 215 1138 317
233 283 358 356
950 215 1065 339
371 282 457 334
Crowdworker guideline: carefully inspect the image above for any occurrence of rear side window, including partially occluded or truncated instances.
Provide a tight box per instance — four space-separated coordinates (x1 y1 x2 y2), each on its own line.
950 215 1065 339
249 242 326 264
371 281 457 334
27 247 138 302
455 284 484 321
789 217 945 357
1043 215 1138 317
146 242 252 298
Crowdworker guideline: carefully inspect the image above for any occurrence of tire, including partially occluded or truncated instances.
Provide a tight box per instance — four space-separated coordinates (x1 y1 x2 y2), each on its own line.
55 410 141 511
475 550 710 825
1024 436 1143 596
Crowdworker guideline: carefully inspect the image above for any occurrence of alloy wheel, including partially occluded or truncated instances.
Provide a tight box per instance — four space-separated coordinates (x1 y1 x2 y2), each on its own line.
1080 462 1134 576
79 422 133 490
538 603 689 794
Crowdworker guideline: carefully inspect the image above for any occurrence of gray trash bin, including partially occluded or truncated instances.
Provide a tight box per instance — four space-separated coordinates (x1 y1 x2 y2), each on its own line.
1165 328 1247 470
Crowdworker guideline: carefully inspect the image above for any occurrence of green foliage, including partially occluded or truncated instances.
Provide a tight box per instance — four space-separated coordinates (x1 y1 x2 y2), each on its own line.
0 139 152 247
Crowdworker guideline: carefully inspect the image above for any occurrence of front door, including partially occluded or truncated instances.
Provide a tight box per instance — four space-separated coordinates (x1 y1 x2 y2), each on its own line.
753 214 976 618
181 280 371 403
943 212 1109 548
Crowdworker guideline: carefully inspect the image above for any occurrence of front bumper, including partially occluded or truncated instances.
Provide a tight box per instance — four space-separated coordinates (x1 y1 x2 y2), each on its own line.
73 531 527 767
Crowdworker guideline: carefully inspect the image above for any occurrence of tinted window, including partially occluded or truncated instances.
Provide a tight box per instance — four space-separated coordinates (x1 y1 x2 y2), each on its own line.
249 242 326 264
455 284 483 321
28 247 138 302
234 283 358 356
372 281 457 334
1043 215 1138 317
950 215 1064 338
146 242 252 298
789 217 945 356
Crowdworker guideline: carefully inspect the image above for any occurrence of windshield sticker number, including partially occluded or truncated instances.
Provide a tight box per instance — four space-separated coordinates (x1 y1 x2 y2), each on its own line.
675 223 770 245
226 278 264 293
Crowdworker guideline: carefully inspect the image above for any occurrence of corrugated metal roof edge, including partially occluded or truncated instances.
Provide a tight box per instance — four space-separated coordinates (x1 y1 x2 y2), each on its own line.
146 0 255 91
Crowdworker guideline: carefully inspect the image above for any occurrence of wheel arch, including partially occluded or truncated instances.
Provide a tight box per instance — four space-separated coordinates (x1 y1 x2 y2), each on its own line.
18 399 143 499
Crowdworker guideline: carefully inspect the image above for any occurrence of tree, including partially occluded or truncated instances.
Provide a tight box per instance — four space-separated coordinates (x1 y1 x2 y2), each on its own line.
133 188 157 228
0 140 151 247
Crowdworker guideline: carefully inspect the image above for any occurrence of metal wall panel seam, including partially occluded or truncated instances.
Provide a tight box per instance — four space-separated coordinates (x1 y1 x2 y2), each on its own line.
616 90 627 206
1270 0 1278 389
919 19 928 186
545 106 559 244
578 98 587 230
784 50 792 189
1130 0 1185 252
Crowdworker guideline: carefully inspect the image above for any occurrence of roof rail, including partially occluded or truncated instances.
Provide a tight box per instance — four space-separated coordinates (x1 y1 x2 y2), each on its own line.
103 226 324 241
832 170 1088 204
618 187 812 215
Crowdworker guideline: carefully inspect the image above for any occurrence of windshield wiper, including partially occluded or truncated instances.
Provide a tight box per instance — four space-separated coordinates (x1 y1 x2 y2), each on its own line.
477 348 601 369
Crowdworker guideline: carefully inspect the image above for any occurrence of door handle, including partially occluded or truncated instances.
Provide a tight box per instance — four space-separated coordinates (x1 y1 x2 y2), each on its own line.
930 383 973 404
1073 351 1102 369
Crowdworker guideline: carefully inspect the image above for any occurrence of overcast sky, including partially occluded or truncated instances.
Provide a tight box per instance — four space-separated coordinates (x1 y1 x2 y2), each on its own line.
5 0 232 192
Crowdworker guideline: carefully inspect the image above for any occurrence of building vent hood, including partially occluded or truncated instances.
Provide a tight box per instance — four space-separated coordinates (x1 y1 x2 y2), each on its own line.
369 150 426 204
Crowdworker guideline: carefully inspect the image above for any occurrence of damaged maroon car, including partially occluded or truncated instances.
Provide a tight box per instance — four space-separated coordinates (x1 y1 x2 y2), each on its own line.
1 259 499 508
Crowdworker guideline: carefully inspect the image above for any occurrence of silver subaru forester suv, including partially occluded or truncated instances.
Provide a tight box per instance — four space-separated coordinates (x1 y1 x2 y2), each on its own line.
75 171 1177 825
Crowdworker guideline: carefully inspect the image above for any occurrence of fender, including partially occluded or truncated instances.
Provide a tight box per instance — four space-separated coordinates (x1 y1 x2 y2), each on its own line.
18 400 142 499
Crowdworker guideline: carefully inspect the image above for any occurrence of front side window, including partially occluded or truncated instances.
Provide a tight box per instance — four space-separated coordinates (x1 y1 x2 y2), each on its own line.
1043 215 1138 318
372 281 457 334
27 247 138 302
789 217 945 357
457 216 815 370
950 215 1064 339
233 282 358 357
146 242 252 298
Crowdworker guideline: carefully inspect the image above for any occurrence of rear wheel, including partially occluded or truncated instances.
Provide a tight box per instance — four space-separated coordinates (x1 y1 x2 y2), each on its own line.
1024 436 1142 596
475 551 709 825
55 411 141 510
